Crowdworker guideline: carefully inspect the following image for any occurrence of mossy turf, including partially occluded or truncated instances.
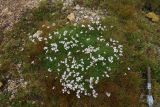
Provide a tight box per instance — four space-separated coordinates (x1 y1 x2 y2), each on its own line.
42 24 118 76
0 0 160 107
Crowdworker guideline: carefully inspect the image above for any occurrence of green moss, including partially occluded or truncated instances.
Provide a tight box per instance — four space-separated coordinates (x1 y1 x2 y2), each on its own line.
38 23 123 94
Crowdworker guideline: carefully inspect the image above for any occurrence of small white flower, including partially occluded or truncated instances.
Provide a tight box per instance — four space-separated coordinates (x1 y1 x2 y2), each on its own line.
33 30 43 38
43 47 48 50
42 25 45 27
73 23 77 26
48 68 52 72
106 74 110 78
31 61 34 64
110 26 114 28
49 57 53 62
127 67 131 71
110 38 113 42
44 38 47 41
38 37 43 41
86 38 90 41
96 21 100 24
54 31 59 35
52 86 55 90
49 36 52 39
105 92 111 97
81 25 85 27
108 56 113 63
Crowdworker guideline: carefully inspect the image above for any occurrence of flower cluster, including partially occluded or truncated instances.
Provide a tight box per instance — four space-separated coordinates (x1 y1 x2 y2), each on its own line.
29 22 123 98
29 30 43 43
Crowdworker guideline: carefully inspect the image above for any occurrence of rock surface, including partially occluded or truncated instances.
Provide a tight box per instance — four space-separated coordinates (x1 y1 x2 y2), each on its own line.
0 0 107 31
67 13 76 22
65 4 107 24
146 12 159 22
0 0 41 31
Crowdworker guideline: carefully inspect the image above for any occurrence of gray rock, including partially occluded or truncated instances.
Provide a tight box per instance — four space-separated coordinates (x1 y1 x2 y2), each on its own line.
91 12 96 17
67 13 75 22
52 23 56 26
75 5 80 10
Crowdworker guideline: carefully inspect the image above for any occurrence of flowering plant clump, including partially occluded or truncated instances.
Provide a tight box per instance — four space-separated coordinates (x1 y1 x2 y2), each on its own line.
29 22 123 98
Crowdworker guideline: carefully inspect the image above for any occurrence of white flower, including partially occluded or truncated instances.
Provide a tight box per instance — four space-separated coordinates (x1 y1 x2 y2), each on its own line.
108 56 113 63
68 52 71 56
80 31 83 34
42 25 45 27
95 77 99 84
52 86 55 90
81 24 85 27
110 38 113 42
33 30 43 38
92 89 98 98
63 30 68 36
38 37 43 41
49 36 52 39
76 34 79 37
86 38 90 41
44 38 48 41
110 25 114 28
49 57 53 62
51 43 59 52
48 68 52 72
31 61 34 64
127 67 131 71
76 90 81 98
105 92 111 97
43 47 48 50
96 21 100 24
54 31 59 35
113 47 118 53
105 73 110 78
118 45 123 48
